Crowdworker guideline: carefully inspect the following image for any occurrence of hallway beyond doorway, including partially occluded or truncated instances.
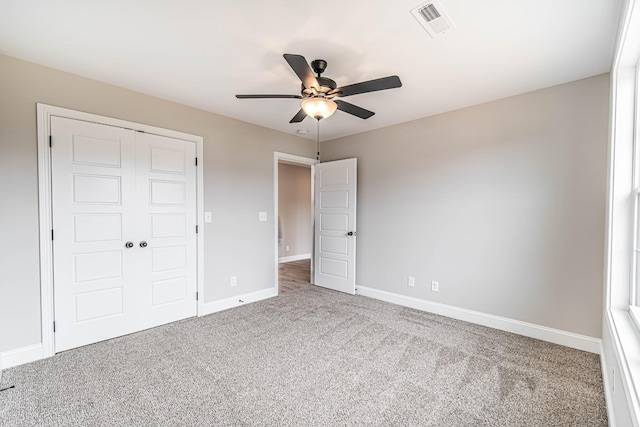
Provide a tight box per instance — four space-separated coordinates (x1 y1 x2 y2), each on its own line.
279 259 311 294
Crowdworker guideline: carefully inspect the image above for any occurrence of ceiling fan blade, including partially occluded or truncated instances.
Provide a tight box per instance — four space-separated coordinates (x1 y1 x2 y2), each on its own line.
330 75 402 98
335 100 375 119
236 94 302 99
283 54 320 91
289 109 308 123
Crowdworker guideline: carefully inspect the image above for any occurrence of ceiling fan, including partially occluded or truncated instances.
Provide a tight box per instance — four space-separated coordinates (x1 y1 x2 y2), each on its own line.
236 54 402 123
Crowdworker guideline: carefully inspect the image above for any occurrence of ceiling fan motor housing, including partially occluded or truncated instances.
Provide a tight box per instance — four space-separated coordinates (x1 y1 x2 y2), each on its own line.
301 77 337 97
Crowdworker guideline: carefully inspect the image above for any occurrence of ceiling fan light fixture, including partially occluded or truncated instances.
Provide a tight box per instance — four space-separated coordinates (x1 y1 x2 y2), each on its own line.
301 98 337 120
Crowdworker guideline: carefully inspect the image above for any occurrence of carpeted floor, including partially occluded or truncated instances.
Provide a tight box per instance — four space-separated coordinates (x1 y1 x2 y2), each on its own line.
0 286 607 426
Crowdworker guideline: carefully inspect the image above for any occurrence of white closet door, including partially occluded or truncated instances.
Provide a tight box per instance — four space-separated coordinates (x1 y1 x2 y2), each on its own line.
313 158 357 295
52 117 138 352
51 117 197 353
135 132 197 330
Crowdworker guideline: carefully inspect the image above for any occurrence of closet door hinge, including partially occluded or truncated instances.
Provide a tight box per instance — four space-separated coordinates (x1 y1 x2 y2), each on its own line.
53 321 56 332
196 291 199 301
51 229 54 240
195 157 198 166
195 225 198 234
49 135 52 147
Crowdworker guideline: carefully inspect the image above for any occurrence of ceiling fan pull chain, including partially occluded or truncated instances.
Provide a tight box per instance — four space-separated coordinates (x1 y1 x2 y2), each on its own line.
316 119 321 162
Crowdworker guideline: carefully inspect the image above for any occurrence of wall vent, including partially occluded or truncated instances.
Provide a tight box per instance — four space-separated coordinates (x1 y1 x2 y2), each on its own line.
411 1 455 38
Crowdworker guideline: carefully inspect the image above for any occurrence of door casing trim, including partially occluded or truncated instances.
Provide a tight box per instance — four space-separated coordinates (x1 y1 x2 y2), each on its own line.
37 103 205 359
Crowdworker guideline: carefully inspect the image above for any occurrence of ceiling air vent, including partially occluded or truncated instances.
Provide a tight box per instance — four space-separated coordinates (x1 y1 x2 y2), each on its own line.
411 1 455 38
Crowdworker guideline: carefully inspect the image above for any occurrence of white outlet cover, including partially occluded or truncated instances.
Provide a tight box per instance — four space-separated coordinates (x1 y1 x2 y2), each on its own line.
259 211 267 222
204 211 212 223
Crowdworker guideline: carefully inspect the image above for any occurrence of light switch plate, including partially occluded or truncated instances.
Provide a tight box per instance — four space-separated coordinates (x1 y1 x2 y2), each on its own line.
259 211 267 222
204 211 212 223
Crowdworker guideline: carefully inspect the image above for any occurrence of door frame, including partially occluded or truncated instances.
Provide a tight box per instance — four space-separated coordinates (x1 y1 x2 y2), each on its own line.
273 152 318 292
37 103 205 358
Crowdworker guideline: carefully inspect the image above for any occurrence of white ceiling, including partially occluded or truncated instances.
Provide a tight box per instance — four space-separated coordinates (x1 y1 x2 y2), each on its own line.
0 0 623 141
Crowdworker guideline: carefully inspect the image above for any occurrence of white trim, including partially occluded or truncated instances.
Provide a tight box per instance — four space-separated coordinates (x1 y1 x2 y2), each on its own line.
278 253 312 263
607 309 640 426
356 285 601 354
36 103 205 361
603 0 640 424
36 105 55 359
199 287 277 316
0 344 44 370
601 343 619 427
273 152 318 295
195 125 205 318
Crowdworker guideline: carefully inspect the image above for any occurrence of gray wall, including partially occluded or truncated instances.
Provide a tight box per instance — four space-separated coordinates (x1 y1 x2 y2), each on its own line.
278 163 312 259
0 54 315 353
322 74 609 338
0 51 609 354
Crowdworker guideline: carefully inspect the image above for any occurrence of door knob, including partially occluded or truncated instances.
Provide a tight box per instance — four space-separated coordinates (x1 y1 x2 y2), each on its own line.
125 241 134 248
347 231 356 236
139 241 148 248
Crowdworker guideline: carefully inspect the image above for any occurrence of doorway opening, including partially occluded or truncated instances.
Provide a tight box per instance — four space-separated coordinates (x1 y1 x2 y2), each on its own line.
273 152 317 295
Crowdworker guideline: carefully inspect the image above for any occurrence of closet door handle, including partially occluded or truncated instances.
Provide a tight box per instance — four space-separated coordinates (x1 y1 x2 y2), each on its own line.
139 241 148 248
125 241 134 248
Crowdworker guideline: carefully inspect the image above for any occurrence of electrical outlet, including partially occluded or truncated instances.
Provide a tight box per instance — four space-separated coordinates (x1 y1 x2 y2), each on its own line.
286 245 290 252
431 280 439 292
407 276 415 287
230 276 237 287
258 211 267 222
204 211 212 223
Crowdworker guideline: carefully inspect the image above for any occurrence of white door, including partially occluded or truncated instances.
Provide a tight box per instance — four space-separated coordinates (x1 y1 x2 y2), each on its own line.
51 117 197 352
313 158 357 294
51 117 137 352
135 132 197 330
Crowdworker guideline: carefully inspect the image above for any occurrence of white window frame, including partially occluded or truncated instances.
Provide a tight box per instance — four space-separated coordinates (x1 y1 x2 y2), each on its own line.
606 0 640 424
631 60 640 330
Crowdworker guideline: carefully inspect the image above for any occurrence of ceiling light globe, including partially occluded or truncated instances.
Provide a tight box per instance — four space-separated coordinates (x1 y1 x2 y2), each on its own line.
301 98 337 120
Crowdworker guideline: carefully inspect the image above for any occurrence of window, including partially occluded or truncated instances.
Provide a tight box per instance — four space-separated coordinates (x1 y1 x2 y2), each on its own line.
605 0 640 424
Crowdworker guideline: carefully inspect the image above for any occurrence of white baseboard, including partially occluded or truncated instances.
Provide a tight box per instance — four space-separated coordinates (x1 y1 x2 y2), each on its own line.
600 347 618 427
356 285 601 354
199 287 278 316
278 253 311 263
1 343 44 370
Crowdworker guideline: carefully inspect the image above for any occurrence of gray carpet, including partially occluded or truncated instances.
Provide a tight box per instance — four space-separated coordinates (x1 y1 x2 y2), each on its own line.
0 286 607 426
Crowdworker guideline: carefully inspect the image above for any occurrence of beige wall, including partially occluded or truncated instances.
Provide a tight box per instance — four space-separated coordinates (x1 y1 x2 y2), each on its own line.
278 163 312 259
0 51 609 354
322 74 609 338
0 54 315 352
